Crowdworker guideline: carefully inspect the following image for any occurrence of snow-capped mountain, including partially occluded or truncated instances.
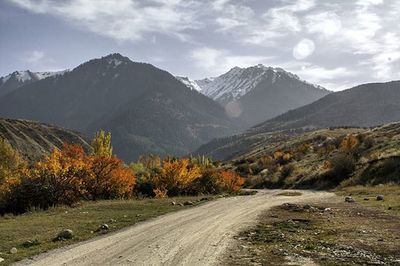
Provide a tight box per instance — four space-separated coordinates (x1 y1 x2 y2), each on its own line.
0 70 68 97
177 64 330 126
0 53 240 161
175 76 202 92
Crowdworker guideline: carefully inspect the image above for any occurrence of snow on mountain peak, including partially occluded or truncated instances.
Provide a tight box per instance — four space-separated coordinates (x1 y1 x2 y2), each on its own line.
198 65 278 102
1 70 69 84
175 76 202 92
175 64 326 103
107 58 124 68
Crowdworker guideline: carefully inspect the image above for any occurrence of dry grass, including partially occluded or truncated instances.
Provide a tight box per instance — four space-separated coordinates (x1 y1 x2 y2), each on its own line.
338 184 400 215
224 193 400 265
0 196 209 265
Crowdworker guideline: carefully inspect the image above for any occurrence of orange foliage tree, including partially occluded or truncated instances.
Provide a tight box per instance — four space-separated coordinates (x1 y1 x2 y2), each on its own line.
29 143 90 206
340 135 359 153
153 158 201 197
218 171 245 192
86 155 136 200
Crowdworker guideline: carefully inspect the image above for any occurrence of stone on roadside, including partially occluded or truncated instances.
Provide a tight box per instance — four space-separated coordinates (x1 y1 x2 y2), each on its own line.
183 201 194 206
0 257 4 263
376 195 384 201
100 224 109 230
345 196 355 203
9 247 17 254
56 229 73 240
22 239 40 248
171 201 176 205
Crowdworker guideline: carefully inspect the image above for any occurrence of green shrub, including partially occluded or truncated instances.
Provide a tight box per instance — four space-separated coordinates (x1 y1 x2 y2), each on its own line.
328 153 355 183
280 164 295 179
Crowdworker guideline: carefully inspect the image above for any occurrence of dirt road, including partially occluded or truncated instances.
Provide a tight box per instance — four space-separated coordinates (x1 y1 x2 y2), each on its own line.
16 190 334 266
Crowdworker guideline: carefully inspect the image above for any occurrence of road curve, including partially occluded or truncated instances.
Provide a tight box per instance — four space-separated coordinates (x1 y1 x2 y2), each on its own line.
16 190 334 266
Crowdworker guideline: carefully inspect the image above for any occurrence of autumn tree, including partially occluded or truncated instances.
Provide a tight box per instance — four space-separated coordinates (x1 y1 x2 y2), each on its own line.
0 138 26 212
153 158 201 197
340 135 359 153
92 130 113 157
26 144 90 208
219 171 244 192
86 156 136 199
138 154 161 169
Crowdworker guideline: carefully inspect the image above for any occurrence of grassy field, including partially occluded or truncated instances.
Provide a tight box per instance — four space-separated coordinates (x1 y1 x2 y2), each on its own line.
225 185 400 265
338 184 400 215
0 196 210 265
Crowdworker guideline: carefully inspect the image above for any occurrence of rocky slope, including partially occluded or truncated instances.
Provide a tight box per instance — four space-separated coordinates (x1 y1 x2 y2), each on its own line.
0 118 91 161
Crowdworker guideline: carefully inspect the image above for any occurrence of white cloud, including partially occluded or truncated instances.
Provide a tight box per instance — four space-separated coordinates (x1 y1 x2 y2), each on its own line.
305 12 342 38
293 39 315 60
298 65 356 80
24 50 45 63
356 0 384 6
190 47 274 76
9 0 201 42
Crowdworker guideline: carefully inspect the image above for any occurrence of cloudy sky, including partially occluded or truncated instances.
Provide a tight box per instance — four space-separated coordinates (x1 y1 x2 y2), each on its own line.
0 0 399 91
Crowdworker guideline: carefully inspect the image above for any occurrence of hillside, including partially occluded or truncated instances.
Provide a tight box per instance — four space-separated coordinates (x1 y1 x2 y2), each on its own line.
196 81 400 160
179 65 329 126
0 118 90 161
223 122 400 189
0 54 240 161
254 81 400 132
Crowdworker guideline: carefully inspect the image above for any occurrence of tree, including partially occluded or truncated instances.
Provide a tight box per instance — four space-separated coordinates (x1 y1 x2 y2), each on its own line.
138 154 161 169
29 143 90 207
86 156 136 199
219 171 244 192
0 138 26 190
340 134 359 153
0 138 26 212
153 158 201 197
91 130 113 157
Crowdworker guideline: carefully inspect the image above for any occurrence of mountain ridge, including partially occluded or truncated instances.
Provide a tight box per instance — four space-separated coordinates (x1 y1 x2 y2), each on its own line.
177 64 330 126
0 70 68 97
195 80 400 160
0 53 241 161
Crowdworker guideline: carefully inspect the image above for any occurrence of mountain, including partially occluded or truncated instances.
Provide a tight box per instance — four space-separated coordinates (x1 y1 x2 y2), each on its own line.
0 70 67 97
254 81 400 133
0 53 240 161
195 81 400 160
0 118 91 161
178 64 330 126
175 76 202 92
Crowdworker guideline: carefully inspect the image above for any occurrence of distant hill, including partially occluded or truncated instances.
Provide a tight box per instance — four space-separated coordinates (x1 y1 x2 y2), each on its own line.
0 118 91 161
0 70 67 97
0 54 240 161
178 65 330 126
195 81 400 161
254 81 400 132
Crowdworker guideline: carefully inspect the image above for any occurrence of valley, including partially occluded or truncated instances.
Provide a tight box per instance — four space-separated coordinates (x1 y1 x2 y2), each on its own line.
0 54 399 266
